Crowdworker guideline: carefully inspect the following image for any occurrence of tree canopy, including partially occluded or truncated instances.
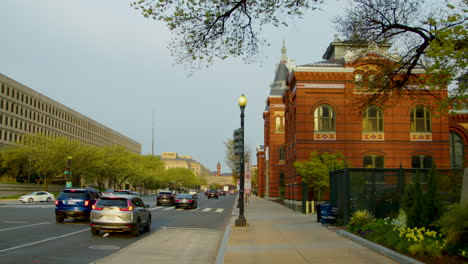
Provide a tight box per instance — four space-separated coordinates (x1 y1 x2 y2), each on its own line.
131 0 321 69
132 0 467 110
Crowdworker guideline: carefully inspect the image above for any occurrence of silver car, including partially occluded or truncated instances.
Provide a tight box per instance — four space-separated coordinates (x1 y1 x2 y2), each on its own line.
89 195 151 236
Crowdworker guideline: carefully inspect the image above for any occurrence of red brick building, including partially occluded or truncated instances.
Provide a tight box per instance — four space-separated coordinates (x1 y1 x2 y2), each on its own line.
258 42 295 198
258 37 467 211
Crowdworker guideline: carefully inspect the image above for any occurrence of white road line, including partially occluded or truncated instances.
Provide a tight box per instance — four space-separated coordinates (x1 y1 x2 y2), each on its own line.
202 208 211 212
0 222 50 232
215 209 224 213
162 207 174 210
0 228 89 253
3 221 29 224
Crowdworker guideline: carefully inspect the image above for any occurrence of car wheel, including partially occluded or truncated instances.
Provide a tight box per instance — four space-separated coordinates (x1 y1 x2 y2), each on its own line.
55 215 64 223
131 220 141 237
46 197 51 202
143 216 151 233
91 227 99 236
28 198 33 203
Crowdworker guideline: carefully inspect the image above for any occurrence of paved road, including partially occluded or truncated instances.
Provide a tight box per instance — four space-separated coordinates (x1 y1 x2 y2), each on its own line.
0 194 235 264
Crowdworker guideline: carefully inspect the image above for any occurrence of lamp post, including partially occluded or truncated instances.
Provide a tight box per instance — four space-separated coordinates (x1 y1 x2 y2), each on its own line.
235 94 247 227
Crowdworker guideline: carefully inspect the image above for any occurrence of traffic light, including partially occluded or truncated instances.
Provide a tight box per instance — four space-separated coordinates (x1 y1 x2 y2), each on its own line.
233 128 243 156
235 162 241 175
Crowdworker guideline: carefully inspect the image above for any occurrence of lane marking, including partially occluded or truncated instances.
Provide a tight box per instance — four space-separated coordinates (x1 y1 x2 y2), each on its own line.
215 209 224 213
0 222 50 232
161 226 216 231
162 207 174 211
3 221 29 224
0 228 89 253
202 208 211 212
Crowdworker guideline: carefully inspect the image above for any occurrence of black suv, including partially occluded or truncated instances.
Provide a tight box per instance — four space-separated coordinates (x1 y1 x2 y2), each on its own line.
55 188 101 223
207 190 219 199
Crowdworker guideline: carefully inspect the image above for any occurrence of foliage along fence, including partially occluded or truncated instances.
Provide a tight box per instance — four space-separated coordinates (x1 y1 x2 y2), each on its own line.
329 167 464 224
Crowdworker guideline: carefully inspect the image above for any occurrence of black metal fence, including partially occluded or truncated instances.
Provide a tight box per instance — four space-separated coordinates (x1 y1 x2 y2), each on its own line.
329 168 464 224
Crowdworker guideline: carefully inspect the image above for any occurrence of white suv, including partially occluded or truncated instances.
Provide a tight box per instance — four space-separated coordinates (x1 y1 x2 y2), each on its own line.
89 195 151 236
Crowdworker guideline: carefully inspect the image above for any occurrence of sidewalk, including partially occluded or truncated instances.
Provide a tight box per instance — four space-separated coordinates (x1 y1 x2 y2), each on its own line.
221 196 399 264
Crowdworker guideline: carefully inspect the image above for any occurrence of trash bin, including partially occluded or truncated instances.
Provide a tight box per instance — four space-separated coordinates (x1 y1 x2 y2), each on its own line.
319 204 335 224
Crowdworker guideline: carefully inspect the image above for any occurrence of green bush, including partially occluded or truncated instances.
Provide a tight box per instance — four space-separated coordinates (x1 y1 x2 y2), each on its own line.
348 209 375 233
436 203 468 255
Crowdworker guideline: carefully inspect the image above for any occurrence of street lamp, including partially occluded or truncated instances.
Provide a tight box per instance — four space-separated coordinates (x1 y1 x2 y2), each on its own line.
235 94 247 227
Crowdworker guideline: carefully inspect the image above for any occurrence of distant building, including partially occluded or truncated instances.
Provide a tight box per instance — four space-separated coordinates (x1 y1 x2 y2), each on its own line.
160 152 211 177
0 73 140 153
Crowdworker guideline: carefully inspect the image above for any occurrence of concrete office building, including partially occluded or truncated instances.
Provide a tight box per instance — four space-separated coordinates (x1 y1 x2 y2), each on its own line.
0 73 141 153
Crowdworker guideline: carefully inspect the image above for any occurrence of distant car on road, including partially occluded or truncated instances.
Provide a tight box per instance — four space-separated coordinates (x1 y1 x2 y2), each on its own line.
90 195 151 236
229 190 237 195
207 190 219 199
111 190 134 195
55 188 101 223
18 191 55 203
174 193 197 209
156 191 175 206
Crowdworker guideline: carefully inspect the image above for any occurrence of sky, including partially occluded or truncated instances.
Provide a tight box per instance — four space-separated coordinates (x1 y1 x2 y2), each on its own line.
0 0 344 173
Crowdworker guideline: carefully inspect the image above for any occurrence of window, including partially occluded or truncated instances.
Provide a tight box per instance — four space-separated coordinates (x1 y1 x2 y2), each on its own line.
314 104 335 132
450 131 465 168
362 105 384 132
279 145 285 161
363 155 384 168
355 73 363 90
275 116 284 133
411 155 433 168
410 105 431 132
368 74 376 91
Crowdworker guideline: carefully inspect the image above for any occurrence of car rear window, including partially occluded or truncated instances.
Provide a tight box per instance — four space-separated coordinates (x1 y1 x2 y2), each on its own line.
113 190 133 195
159 192 172 195
58 190 90 199
176 194 192 199
96 197 128 207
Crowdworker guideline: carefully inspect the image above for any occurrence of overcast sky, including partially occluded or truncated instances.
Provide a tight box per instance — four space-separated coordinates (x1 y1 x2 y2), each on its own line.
0 0 344 173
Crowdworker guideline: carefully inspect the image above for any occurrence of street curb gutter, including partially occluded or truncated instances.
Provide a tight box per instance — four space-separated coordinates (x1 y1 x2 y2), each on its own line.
215 195 239 264
337 230 424 264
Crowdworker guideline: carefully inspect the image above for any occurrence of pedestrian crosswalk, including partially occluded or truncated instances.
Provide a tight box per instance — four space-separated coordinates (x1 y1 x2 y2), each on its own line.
149 206 225 213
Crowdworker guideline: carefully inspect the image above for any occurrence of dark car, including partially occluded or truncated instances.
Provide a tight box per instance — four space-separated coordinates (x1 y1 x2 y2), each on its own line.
207 190 218 199
174 193 197 209
55 188 101 223
90 195 151 237
156 191 175 206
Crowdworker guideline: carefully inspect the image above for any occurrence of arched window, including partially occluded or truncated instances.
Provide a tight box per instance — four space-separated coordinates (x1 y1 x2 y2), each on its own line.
363 155 384 168
314 104 336 132
355 73 363 90
368 74 376 91
450 131 465 168
275 116 284 133
362 105 384 132
411 155 433 168
410 105 431 132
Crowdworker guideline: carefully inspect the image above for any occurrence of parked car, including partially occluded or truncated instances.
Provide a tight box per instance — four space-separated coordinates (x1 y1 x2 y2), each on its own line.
174 193 197 209
89 195 151 237
55 188 101 223
207 190 219 199
218 190 226 196
229 190 237 195
18 191 55 203
156 191 175 206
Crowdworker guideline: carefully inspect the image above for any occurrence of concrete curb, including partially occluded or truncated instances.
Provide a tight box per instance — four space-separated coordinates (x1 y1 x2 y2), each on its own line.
215 195 239 264
337 230 424 264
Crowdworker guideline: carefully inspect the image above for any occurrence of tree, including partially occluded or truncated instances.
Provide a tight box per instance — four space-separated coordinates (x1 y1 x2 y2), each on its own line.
131 0 321 70
132 0 467 111
334 0 467 111
294 152 349 201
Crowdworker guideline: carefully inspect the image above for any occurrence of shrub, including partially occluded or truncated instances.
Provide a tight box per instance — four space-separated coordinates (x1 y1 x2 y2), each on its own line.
436 203 468 254
348 209 375 233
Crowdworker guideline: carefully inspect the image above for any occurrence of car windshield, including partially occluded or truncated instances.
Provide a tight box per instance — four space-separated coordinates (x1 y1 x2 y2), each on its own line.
26 192 37 195
96 197 128 208
209 190 217 193
58 190 90 199
176 194 192 199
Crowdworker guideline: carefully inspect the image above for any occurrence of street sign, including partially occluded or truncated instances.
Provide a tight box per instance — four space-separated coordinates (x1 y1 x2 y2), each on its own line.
66 182 72 188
